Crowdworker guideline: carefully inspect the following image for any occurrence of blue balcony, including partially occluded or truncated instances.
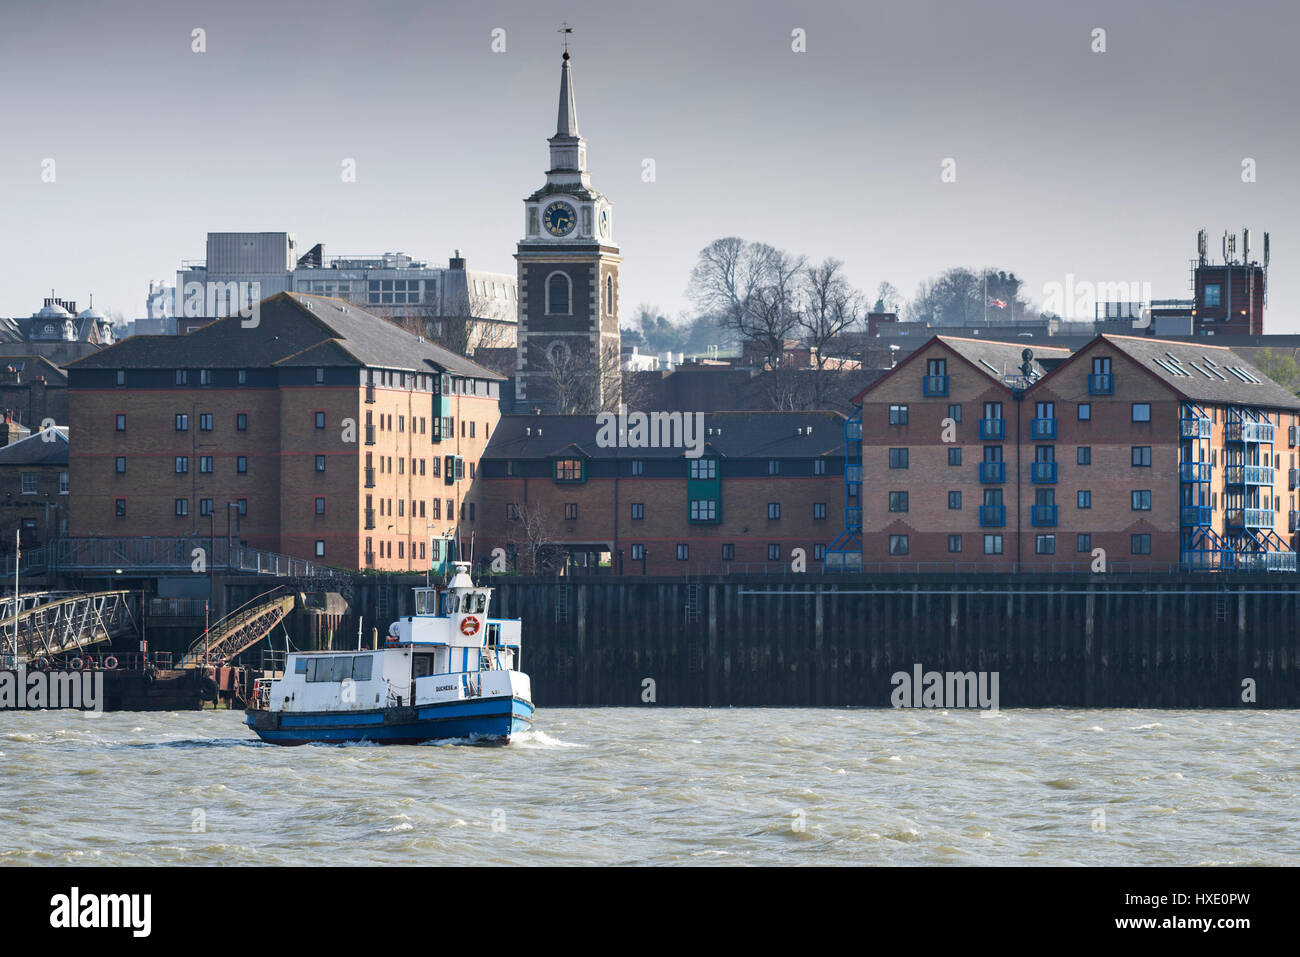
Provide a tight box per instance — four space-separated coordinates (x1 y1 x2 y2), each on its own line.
846 420 863 441
1030 461 1058 484
979 418 1005 440
1226 465 1275 486
1227 421 1275 443
979 461 1006 483
1180 417 1212 439
1030 504 1058 527
1247 465 1275 485
1029 417 1057 439
1234 550 1298 573
922 375 949 397
1179 462 1212 483
846 464 862 486
1226 508 1272 529
1087 373 1114 395
979 504 1006 527
1291 469 1299 491
846 507 862 529
1291 510 1298 533
1181 505 1212 527
1267 552 1297 572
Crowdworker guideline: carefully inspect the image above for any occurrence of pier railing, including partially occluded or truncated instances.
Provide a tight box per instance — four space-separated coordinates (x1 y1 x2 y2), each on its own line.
684 559 1293 576
48 537 350 580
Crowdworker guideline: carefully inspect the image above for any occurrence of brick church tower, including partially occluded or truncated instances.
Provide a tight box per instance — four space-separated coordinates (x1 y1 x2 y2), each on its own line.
514 47 621 412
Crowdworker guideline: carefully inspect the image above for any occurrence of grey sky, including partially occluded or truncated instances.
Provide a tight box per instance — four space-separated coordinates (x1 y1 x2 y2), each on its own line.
2 0 1297 330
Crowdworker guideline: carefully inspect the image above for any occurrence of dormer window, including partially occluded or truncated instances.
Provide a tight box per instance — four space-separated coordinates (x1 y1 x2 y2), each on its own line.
554 458 584 482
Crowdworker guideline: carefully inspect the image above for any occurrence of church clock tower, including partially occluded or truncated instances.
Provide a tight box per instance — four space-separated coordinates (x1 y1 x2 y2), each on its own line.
515 46 621 412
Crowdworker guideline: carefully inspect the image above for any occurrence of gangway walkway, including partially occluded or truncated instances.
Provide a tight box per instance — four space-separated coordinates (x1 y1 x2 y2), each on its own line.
178 590 297 669
0 591 137 663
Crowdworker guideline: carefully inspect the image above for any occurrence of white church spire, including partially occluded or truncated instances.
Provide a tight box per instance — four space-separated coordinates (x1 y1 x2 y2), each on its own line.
556 52 579 138
547 36 587 177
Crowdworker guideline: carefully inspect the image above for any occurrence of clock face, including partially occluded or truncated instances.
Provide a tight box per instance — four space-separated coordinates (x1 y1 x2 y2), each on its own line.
543 201 577 237
598 207 609 238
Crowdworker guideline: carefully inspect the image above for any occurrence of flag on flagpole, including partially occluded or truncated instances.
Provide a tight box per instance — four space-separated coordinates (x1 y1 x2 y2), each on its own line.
987 297 1008 309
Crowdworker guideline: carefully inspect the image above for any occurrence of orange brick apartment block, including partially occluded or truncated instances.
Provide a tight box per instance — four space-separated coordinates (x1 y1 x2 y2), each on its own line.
476 412 846 574
853 334 1300 571
65 293 503 571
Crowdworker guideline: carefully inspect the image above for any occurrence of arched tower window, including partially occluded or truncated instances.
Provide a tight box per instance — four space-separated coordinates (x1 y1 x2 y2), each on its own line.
546 272 572 316
605 275 614 315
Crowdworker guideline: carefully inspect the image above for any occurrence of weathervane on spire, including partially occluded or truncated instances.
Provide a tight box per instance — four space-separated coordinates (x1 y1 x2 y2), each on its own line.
558 21 573 58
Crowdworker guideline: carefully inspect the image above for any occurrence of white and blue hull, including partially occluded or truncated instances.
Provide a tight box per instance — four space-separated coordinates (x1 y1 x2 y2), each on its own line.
245 566 533 747
246 694 534 746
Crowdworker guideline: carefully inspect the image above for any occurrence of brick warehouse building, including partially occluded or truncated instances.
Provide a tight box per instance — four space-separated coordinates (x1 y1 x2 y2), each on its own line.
0 425 69 556
477 412 845 574
851 334 1300 570
65 293 503 571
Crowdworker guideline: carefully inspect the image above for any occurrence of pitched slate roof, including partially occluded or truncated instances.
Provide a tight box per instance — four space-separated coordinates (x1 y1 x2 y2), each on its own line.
67 293 503 379
0 355 68 382
484 411 846 460
0 427 68 466
1077 335 1300 411
936 336 1071 380
853 335 1071 404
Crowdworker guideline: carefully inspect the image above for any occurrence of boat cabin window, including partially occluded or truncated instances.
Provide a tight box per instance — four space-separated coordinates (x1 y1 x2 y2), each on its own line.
462 591 487 614
294 658 308 674
412 653 437 679
305 654 373 683
443 593 459 615
414 589 436 615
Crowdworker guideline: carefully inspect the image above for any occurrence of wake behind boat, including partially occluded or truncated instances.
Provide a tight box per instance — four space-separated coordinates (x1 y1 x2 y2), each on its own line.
245 563 533 745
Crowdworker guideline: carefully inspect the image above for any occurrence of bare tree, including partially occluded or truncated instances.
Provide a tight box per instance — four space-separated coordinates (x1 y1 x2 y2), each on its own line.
797 258 863 408
531 339 623 414
509 501 567 574
689 238 806 369
873 281 901 314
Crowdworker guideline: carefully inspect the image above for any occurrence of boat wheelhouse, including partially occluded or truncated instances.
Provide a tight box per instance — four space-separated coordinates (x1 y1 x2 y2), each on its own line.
245 563 533 745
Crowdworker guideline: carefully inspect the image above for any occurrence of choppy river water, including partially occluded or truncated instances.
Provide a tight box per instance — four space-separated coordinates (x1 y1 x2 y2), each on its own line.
1 708 1296 865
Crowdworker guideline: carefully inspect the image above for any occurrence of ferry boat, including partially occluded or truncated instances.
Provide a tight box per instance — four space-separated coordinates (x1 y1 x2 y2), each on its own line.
245 563 532 745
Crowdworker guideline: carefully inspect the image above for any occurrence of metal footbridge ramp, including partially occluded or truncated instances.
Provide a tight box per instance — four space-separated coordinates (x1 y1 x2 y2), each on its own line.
179 590 297 668
0 591 138 661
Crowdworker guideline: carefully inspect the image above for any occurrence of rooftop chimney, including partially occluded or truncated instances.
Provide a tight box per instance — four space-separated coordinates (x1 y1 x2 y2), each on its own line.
449 249 466 270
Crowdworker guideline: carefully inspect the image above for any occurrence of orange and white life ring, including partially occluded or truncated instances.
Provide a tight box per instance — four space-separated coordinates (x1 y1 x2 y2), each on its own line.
460 616 481 637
